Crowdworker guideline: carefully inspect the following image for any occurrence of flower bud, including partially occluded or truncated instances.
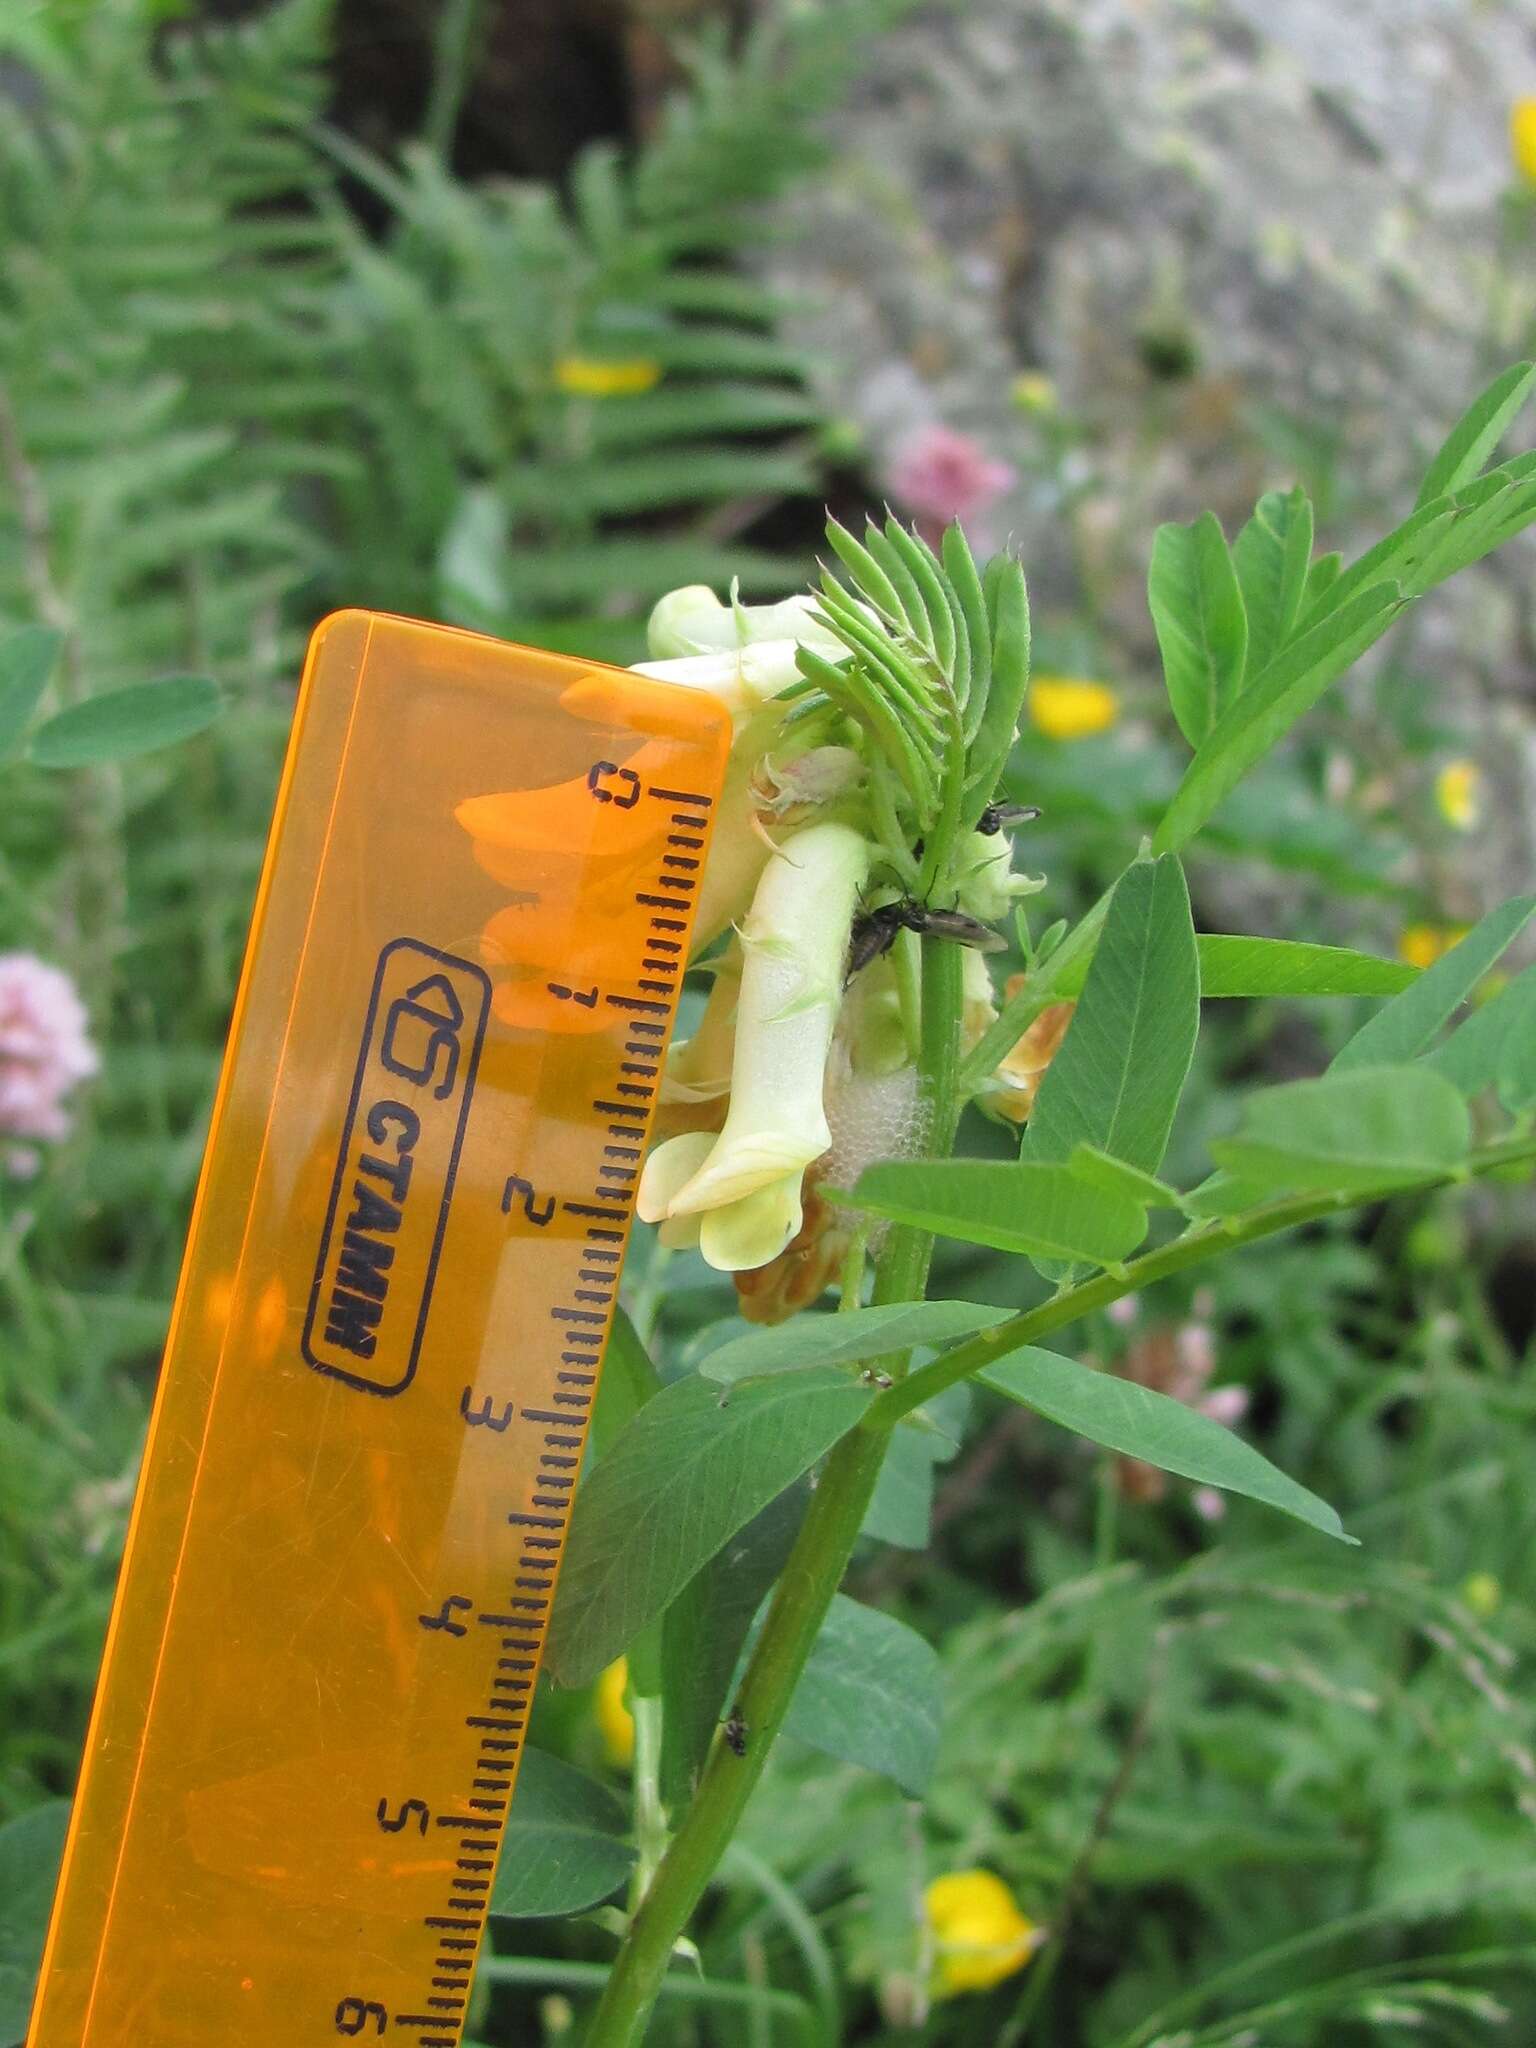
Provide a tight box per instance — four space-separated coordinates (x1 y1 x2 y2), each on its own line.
645 586 842 662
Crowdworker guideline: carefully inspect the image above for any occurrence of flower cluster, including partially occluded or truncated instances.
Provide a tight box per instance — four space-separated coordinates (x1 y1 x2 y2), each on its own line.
0 953 98 1177
458 513 1089 1317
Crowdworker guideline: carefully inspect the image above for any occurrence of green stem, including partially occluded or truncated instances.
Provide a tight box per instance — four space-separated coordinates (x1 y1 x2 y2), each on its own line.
583 938 965 2046
863 1133 1536 1433
628 1691 669 1904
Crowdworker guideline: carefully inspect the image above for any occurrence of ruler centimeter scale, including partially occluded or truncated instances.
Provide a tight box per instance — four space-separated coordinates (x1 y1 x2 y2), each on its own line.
26 613 729 2048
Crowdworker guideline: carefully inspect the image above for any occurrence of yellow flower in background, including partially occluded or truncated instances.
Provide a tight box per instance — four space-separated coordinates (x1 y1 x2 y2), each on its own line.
1398 922 1468 970
1462 1572 1502 1619
1511 98 1536 185
555 355 662 398
1029 675 1119 740
924 1870 1041 1997
1435 759 1482 832
1011 370 1057 415
595 1658 635 1767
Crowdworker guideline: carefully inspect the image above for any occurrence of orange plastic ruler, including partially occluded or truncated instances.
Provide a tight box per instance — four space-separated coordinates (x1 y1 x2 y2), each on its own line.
27 612 729 2048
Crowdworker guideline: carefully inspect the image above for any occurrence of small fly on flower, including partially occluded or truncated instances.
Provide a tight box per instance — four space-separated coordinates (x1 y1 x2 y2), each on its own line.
977 801 1041 836
846 900 1008 983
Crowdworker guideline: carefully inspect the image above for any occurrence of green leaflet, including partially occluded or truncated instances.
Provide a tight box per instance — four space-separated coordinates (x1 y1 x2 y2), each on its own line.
1193 935 1415 1000
547 1369 873 1688
843 1160 1147 1267
660 1484 808 1807
779 1596 943 1796
1153 583 1403 855
1148 510 1248 746
487 1750 634 1919
28 676 223 768
1332 896 1536 1072
0 628 63 760
1232 486 1313 683
1022 855 1199 1178
1414 360 1536 508
1068 1144 1185 1210
699 1300 1012 1384
980 1350 1349 1542
0 1801 69 2045
1210 1065 1471 1195
1051 934 1416 1001
1420 960 1536 1104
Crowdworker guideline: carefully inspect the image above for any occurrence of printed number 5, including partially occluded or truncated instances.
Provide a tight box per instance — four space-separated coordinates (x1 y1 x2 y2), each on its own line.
335 1997 387 2036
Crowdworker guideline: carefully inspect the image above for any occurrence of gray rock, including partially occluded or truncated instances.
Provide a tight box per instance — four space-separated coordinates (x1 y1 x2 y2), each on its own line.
760 0 1536 898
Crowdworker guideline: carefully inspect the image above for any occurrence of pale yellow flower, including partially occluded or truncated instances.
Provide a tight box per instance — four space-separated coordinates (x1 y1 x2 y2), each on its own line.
639 821 872 1271
595 1658 635 1767
1435 759 1482 832
1462 1572 1502 1619
1029 675 1119 741
1398 922 1468 970
1511 98 1536 185
555 355 662 399
925 1869 1041 1997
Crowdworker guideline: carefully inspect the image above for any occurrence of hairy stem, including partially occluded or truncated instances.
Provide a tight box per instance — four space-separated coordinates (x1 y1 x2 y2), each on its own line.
584 937 965 2046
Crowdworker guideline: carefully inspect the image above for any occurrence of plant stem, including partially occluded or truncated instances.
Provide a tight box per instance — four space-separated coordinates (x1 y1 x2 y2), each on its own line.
862 1132 1536 1433
583 937 966 2046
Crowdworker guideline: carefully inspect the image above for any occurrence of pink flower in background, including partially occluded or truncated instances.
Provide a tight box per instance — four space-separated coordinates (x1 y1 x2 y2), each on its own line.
886 424 1016 545
1113 1320 1250 1525
0 953 98 1176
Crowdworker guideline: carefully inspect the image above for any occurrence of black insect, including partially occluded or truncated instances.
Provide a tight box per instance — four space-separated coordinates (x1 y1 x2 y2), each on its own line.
978 801 1042 836
723 1711 749 1759
846 900 1007 982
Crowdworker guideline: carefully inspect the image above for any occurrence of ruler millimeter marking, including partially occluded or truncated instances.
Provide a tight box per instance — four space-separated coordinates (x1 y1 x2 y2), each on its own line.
27 612 729 2048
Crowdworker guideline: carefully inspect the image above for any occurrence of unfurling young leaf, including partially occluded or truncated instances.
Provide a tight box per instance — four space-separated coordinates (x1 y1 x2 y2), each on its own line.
1148 511 1248 747
1231 486 1313 682
1414 359 1536 509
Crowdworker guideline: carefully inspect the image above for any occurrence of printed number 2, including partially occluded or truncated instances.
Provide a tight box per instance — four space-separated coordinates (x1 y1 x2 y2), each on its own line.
335 1998 387 2036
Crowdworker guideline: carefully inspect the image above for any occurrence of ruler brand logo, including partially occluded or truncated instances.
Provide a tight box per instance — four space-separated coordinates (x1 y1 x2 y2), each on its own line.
303 937 490 1395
